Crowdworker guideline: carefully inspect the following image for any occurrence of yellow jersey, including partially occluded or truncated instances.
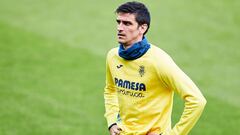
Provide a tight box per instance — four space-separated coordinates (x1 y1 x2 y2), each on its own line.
104 44 206 135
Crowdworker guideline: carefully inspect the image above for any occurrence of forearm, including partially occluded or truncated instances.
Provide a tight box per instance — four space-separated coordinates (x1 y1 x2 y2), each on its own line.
171 94 206 135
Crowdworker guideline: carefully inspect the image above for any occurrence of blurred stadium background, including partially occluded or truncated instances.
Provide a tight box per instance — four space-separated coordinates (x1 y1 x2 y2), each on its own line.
0 0 239 134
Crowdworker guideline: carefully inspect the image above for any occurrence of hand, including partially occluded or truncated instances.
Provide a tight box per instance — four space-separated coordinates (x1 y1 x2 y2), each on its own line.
109 124 122 135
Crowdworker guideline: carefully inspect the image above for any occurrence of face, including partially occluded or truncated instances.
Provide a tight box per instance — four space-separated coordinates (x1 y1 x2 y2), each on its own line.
116 13 147 48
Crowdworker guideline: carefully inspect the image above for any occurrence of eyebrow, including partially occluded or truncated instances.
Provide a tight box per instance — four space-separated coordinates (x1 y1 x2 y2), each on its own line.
116 19 132 24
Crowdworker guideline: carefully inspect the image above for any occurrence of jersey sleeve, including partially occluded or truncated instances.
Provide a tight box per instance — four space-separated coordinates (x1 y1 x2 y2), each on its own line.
157 53 207 135
104 54 119 127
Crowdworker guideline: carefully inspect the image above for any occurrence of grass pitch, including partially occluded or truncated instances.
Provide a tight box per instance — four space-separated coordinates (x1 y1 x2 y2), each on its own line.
0 0 239 134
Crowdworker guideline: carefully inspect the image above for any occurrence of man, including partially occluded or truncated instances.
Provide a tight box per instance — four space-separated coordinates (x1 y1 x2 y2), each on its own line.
104 1 206 135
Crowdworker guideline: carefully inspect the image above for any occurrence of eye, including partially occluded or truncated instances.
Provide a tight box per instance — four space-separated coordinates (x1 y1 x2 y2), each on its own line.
123 21 132 26
116 20 120 24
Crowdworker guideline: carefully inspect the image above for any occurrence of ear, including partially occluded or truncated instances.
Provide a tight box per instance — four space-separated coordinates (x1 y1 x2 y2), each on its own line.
139 24 148 34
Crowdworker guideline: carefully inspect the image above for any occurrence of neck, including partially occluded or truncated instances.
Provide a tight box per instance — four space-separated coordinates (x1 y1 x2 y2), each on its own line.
118 36 150 60
123 36 143 50
123 45 132 50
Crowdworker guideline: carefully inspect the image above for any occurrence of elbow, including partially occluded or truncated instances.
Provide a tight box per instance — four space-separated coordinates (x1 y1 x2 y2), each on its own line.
197 96 207 110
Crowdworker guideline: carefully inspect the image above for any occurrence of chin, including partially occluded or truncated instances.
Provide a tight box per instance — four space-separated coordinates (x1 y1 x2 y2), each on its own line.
118 39 126 44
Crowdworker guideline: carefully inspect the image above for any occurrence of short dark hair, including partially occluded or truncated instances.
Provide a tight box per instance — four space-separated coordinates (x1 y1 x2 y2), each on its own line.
115 1 151 35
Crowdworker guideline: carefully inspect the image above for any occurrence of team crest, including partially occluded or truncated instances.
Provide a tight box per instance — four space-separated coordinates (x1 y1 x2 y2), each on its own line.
138 66 145 77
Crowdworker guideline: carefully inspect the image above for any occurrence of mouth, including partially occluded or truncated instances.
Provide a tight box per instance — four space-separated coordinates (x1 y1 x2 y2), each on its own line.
117 33 125 38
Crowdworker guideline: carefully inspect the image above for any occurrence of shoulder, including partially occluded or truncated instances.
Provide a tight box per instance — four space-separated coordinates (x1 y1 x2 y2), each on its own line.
149 44 173 61
148 44 178 73
106 47 118 60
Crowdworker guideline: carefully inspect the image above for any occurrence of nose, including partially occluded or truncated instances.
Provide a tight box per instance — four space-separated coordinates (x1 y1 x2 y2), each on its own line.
117 23 123 31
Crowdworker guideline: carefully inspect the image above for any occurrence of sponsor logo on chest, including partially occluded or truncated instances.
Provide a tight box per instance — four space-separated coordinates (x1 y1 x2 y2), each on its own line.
114 77 146 91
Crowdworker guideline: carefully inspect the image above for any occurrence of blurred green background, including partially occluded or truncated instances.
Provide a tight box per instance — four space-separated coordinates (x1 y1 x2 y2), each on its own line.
0 0 239 134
